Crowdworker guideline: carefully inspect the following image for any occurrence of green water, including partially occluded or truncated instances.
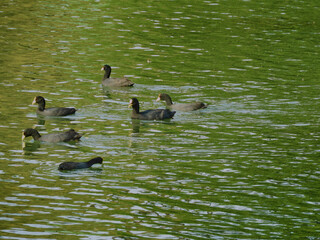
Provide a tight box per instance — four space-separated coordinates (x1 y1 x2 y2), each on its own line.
0 0 319 239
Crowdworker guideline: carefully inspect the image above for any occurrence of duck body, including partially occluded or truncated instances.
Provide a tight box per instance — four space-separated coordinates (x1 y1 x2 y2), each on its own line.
157 93 207 111
22 128 82 143
58 157 103 170
101 64 134 87
32 96 77 116
129 98 175 120
131 109 176 120
171 102 207 111
102 77 134 87
36 107 77 116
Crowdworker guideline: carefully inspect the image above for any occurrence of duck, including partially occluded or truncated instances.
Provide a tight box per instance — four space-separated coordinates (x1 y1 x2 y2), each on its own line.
156 93 207 111
101 64 134 87
58 157 103 170
22 128 82 143
129 98 176 120
32 96 77 116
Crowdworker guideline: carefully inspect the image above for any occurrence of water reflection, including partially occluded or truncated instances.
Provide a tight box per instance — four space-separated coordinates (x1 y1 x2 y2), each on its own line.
131 119 141 133
22 135 82 157
129 119 177 135
32 116 81 132
37 118 46 126
22 141 41 154
58 168 103 179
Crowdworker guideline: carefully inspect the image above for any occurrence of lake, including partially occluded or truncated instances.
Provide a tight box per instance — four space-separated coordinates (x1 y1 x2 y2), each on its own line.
0 0 319 239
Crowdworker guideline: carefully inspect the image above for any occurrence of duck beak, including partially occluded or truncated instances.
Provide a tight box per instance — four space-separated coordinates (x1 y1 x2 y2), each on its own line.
32 97 36 105
128 100 133 108
101 67 104 71
22 132 25 141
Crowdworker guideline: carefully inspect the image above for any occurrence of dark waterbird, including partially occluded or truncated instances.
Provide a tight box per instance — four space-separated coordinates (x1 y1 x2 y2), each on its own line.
22 128 82 143
156 93 207 111
129 98 176 120
58 157 103 170
32 96 77 116
101 64 134 87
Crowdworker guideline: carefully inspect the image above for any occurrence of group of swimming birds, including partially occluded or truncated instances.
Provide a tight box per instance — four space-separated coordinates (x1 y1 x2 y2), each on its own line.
22 64 207 171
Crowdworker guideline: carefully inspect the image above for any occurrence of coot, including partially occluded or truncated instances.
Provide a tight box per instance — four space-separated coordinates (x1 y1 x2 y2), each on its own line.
58 157 103 170
129 98 175 120
156 93 207 111
101 64 134 87
22 128 82 143
32 96 77 116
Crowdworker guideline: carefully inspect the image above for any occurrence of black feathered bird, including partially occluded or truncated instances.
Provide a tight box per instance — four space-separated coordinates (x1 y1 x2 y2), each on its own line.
156 93 207 111
101 64 134 87
58 157 103 170
22 128 82 143
129 98 175 120
32 96 77 116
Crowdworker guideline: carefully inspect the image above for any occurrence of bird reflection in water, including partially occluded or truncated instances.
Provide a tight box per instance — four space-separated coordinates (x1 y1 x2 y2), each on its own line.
131 119 141 133
22 141 41 154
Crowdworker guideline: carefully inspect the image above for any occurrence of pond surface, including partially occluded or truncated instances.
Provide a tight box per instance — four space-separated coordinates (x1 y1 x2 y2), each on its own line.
0 0 319 239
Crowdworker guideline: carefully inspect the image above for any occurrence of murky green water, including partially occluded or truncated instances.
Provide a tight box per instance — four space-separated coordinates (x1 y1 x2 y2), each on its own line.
0 0 319 239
